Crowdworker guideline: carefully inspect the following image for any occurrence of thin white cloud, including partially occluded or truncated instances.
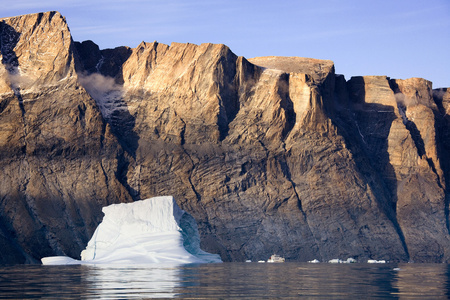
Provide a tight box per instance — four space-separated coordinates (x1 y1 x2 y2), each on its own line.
0 0 155 14
300 28 367 41
388 4 449 19
1 0 77 11
73 25 135 36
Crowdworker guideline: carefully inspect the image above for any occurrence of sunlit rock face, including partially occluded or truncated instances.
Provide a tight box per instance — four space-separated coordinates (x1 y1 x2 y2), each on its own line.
0 12 132 264
1 11 450 264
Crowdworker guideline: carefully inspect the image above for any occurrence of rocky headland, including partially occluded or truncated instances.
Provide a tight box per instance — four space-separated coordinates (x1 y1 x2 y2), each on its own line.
1 11 449 264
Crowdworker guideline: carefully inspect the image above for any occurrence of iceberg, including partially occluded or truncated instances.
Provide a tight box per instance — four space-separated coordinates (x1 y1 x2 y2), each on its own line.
327 258 356 264
367 259 386 264
41 196 222 265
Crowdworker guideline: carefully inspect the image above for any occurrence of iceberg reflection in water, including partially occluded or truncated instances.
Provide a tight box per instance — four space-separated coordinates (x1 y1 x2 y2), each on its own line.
84 264 181 299
42 196 222 265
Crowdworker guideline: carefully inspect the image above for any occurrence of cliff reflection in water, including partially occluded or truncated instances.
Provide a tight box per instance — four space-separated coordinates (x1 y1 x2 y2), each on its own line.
393 264 450 298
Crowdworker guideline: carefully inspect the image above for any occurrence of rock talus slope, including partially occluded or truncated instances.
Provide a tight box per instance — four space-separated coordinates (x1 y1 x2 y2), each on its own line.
1 11 449 264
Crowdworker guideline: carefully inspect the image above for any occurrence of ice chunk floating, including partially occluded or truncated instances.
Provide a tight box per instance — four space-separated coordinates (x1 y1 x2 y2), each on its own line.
41 196 222 265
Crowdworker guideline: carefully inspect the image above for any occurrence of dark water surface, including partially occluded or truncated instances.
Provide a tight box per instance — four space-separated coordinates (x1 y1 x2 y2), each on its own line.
1 262 450 299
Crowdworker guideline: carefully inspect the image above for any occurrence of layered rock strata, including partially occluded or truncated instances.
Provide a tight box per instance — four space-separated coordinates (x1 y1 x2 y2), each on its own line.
0 12 132 263
0 11 449 264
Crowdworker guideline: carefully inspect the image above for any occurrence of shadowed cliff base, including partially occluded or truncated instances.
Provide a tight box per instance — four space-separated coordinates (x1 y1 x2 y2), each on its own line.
433 88 450 234
334 76 410 260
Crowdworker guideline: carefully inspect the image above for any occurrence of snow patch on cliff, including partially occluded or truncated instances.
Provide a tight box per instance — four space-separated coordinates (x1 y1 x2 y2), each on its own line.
41 196 222 265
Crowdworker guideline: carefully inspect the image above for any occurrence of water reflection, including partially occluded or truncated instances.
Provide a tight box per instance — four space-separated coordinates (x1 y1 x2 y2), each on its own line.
175 263 400 298
1 263 450 298
393 263 450 299
0 264 180 299
84 264 180 299
0 265 88 299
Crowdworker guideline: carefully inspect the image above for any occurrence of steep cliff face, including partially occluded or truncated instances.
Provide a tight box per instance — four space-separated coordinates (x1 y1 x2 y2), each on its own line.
1 11 449 264
340 76 450 262
0 12 132 263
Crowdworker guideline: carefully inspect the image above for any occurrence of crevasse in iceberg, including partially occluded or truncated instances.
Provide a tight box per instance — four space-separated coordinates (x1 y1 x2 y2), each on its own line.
41 196 222 265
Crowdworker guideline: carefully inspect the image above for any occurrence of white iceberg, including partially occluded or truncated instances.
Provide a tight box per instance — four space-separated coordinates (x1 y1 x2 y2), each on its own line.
367 259 386 264
41 196 222 265
327 257 356 264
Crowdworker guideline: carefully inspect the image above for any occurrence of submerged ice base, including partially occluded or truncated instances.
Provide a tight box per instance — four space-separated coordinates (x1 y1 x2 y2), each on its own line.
41 196 222 265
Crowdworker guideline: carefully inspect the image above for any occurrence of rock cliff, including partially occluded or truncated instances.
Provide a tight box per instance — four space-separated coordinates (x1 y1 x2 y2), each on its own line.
0 12 132 263
1 11 449 264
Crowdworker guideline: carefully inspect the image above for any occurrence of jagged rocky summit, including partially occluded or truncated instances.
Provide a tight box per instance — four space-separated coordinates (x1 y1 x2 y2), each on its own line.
1 11 449 264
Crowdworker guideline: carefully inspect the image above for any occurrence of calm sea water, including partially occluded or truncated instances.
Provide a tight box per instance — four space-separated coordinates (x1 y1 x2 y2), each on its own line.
1 262 450 299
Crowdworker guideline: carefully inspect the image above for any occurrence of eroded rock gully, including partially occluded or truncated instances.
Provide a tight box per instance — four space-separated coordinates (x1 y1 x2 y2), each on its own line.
1 11 449 264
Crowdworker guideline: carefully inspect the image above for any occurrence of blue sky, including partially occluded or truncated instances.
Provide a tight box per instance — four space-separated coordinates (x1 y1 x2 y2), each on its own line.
2 0 449 88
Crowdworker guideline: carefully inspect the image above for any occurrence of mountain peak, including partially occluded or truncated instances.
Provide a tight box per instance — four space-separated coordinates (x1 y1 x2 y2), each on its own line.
0 11 62 22
0 10 75 93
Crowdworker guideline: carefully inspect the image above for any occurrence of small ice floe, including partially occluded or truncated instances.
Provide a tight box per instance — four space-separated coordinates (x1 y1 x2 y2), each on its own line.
328 258 356 264
258 260 266 263
245 260 252 263
367 259 386 264
308 259 320 263
345 258 356 263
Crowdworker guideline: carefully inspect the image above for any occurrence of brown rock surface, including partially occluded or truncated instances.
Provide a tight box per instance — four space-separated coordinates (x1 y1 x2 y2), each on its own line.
343 76 450 262
248 56 334 84
0 12 132 263
1 11 449 264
